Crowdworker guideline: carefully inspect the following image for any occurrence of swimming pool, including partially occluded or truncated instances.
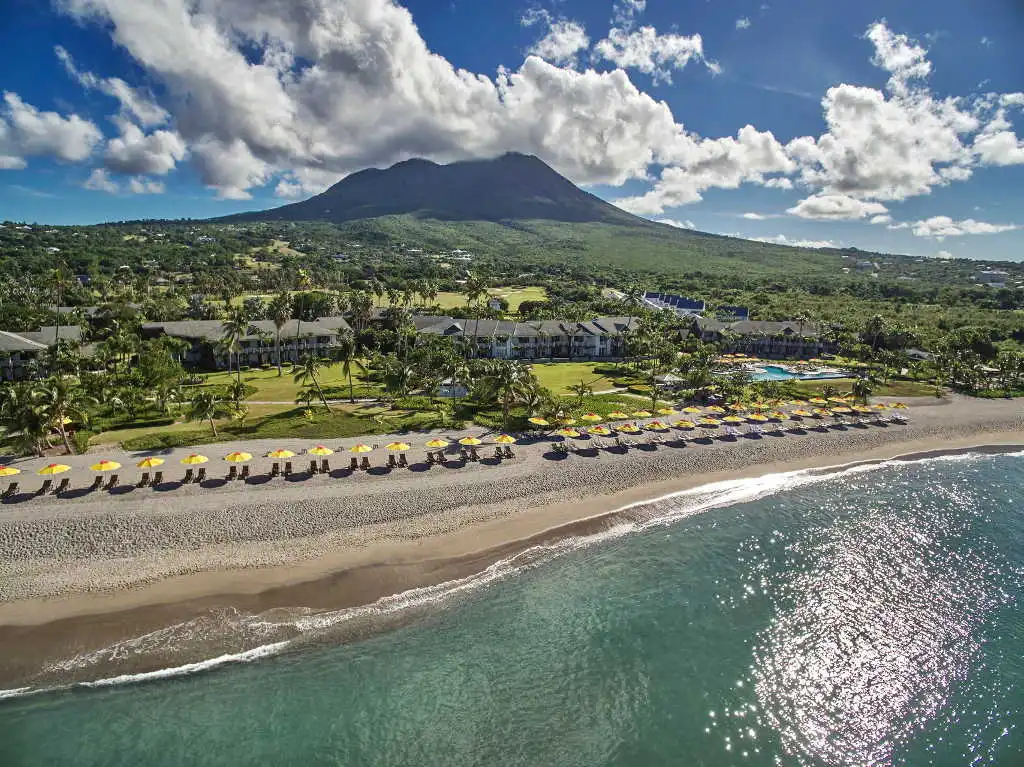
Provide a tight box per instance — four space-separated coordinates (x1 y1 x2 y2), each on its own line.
750 365 847 382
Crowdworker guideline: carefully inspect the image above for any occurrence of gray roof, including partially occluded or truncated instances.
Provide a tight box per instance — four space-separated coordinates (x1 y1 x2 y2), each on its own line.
696 318 821 337
412 315 639 339
144 316 352 343
0 330 47 353
21 326 84 345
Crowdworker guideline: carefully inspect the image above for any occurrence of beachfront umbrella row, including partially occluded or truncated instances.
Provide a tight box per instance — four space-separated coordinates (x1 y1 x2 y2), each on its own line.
527 402 902 427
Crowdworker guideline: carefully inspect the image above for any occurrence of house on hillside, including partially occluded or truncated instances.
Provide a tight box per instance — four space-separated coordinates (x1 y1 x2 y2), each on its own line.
643 292 705 316
694 318 836 358
142 317 353 370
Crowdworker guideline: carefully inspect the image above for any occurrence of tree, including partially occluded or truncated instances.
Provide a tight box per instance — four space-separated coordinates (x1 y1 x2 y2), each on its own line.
32 377 95 455
568 380 594 406
220 307 250 383
268 291 292 376
381 354 415 400
293 354 331 411
477 359 536 428
186 392 230 438
0 383 50 456
850 378 873 403
335 331 365 403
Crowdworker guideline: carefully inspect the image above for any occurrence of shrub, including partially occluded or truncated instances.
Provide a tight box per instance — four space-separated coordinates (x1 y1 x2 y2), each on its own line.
123 430 208 451
628 384 653 395
73 430 93 454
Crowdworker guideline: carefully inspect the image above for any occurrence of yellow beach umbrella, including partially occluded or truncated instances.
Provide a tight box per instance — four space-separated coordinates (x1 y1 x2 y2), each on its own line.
831 406 853 414
588 426 612 436
607 411 630 420
891 402 908 409
266 449 296 459
723 415 745 424
768 411 788 420
791 409 813 417
38 463 71 476
559 417 577 426
728 403 747 411
0 465 22 477
224 452 253 463
705 405 726 414
556 428 581 438
618 424 641 433
136 457 166 469
90 460 121 472
812 408 831 417
349 444 374 454
385 442 411 452
631 410 652 418
682 406 703 414
750 402 770 410
528 417 550 427
872 403 888 410
699 418 722 426
581 413 603 423
828 397 849 405
494 434 518 445
181 453 209 465
425 438 450 449
852 405 873 414
308 445 334 456
656 407 678 416
809 397 828 405
459 436 484 446
646 420 669 430
788 400 809 406
674 420 696 430
748 414 770 422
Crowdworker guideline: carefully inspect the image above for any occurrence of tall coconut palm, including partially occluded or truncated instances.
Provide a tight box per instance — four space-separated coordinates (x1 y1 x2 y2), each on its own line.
293 354 331 411
268 291 292 376
478 359 535 428
220 307 250 383
335 331 365 403
32 377 95 454
0 382 50 456
186 392 229 438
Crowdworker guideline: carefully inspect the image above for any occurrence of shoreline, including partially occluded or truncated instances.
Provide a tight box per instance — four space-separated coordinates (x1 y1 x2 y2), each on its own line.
0 397 1021 690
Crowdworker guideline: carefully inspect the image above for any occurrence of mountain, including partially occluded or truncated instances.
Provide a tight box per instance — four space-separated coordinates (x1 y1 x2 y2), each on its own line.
220 153 646 226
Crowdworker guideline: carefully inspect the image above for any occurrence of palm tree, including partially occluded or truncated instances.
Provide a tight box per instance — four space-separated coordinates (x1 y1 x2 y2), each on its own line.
568 380 594 406
850 378 873 403
335 331 365 403
268 291 292 376
293 354 331 411
622 282 644 334
478 359 535 428
186 392 229 438
0 382 50 456
33 377 95 454
220 307 250 383
382 354 415 400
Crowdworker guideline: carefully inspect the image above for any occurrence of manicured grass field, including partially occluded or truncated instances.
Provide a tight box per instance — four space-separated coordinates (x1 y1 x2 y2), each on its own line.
197 365 376 402
790 377 935 398
530 362 621 396
488 285 548 311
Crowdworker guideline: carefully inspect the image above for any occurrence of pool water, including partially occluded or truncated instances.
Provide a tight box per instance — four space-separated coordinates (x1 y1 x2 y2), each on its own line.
750 365 847 382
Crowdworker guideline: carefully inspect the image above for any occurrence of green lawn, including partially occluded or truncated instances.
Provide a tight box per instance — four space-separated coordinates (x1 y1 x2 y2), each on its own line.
196 364 377 402
530 362 621 396
790 378 936 398
488 285 548 311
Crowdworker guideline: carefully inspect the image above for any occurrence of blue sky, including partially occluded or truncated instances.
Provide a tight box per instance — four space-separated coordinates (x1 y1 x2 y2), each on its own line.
1 0 1023 261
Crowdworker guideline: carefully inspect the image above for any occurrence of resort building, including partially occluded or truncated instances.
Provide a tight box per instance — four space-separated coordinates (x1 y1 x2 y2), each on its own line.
0 326 84 380
642 292 706 316
693 318 837 359
142 317 353 370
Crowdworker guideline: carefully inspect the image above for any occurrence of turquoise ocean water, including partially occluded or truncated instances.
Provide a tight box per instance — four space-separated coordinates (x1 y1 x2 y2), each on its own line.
1 452 1022 766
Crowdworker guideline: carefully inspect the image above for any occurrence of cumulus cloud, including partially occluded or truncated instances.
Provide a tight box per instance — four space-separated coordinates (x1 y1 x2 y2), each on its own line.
612 0 647 28
521 11 589 68
752 234 838 249
593 26 715 84
55 45 168 127
907 216 1018 238
742 211 768 220
0 92 101 166
972 109 1024 166
104 118 186 175
869 214 892 225
787 193 888 220
736 18 751 30
83 168 119 192
128 176 164 194
934 250 954 259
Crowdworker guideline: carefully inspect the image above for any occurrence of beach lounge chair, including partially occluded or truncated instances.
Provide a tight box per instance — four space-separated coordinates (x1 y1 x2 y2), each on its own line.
227 466 239 482
55 478 70 495
309 460 319 475
240 465 250 481
494 446 504 460
152 471 163 487
387 454 398 469
37 479 53 496
435 450 448 464
425 452 436 465
182 468 195 485
350 457 360 470
359 457 371 471
283 462 293 477
2 482 18 499
504 446 515 459
104 474 119 491
459 447 470 462
89 476 104 491
270 462 280 478
398 453 409 468
470 447 480 462
137 472 151 488
196 468 207 483
320 459 330 474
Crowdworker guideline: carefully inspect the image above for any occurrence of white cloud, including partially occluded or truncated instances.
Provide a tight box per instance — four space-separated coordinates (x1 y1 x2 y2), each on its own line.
736 18 751 30
934 250 954 259
742 211 769 220
865 22 931 95
752 234 838 249
128 176 164 194
869 214 892 225
0 92 102 166
972 110 1024 166
522 12 590 68
655 218 695 229
980 37 993 47
763 177 793 189
787 193 888 220
594 26 715 84
55 45 168 127
83 168 119 193
908 216 1018 238
612 0 647 28
104 118 186 175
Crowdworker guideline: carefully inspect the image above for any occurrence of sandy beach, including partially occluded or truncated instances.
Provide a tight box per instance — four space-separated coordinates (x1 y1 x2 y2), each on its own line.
0 394 1020 689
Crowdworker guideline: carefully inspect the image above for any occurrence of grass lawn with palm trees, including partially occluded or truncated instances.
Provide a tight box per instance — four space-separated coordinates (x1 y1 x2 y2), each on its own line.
529 362 621 396
196 364 378 402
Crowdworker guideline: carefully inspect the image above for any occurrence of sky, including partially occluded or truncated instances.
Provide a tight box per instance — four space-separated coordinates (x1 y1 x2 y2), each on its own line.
1 0 1023 261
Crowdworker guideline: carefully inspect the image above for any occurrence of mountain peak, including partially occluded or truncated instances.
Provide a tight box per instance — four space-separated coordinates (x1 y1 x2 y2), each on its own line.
220 154 643 226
